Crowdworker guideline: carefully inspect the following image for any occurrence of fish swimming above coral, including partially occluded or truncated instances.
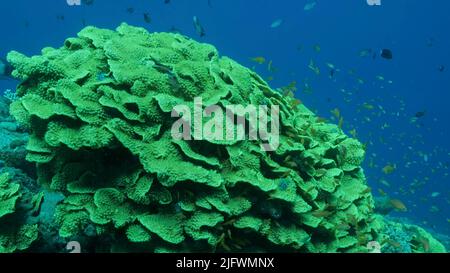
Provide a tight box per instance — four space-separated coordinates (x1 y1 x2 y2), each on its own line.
143 13 152 24
193 16 205 37
250 56 266 64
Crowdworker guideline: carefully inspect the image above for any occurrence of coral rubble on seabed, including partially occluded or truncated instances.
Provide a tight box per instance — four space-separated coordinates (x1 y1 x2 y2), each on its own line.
379 217 445 253
0 23 446 253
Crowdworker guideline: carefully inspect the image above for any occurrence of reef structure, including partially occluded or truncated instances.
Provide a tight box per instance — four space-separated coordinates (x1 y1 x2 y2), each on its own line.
3 23 445 253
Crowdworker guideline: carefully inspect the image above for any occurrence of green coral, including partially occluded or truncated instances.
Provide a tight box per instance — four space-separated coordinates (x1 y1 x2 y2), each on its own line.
0 173 39 252
0 173 21 218
138 213 185 244
7 23 437 253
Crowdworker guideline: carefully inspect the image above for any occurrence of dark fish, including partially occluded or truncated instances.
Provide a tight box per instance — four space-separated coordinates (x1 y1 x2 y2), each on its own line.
126 7 135 14
0 58 13 79
193 16 205 37
329 68 335 78
152 61 174 76
143 13 152 23
415 111 426 118
164 0 171 4
380 49 393 60
438 65 445 72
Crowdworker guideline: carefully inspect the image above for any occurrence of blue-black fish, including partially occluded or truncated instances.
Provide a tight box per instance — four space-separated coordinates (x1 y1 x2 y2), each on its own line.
143 12 152 23
380 49 393 60
193 16 205 37
0 58 13 79
415 111 426 118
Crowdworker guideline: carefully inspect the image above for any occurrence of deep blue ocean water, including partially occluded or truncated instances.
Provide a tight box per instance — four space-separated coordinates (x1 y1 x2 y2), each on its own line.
0 0 448 237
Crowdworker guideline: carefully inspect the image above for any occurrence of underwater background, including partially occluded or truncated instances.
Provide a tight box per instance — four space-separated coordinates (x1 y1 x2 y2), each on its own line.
0 0 448 252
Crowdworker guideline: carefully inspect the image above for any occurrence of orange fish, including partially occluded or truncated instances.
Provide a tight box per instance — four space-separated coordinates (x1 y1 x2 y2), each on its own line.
362 103 375 110
281 81 297 94
377 188 387 196
386 239 401 249
331 108 341 119
361 187 372 194
251 56 266 64
382 164 396 175
389 199 407 212
336 222 351 230
311 210 333 218
338 117 344 129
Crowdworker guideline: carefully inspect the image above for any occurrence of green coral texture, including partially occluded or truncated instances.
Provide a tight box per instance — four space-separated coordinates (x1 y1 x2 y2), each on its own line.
5 23 439 252
0 173 39 252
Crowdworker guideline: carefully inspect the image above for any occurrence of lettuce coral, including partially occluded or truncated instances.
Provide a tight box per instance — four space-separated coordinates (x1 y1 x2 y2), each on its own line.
0 172 39 252
5 23 409 252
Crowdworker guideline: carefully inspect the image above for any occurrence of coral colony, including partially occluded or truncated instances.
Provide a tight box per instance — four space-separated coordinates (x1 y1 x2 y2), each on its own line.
0 24 445 253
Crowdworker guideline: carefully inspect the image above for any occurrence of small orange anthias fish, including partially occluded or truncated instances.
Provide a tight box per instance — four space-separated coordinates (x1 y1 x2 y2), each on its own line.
250 56 266 64
338 117 344 129
316 116 328 123
331 108 340 119
361 187 372 194
382 164 396 175
386 239 402 249
389 199 408 212
311 210 333 218
377 188 387 196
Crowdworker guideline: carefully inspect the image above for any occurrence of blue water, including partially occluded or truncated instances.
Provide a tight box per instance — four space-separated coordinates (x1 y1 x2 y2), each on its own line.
0 0 448 236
